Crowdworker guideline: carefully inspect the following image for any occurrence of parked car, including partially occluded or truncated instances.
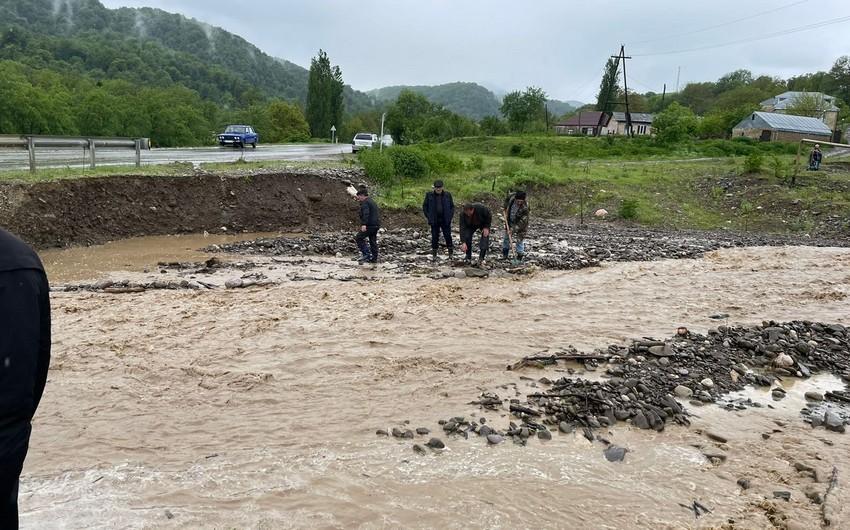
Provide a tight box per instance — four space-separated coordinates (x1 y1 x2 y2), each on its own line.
218 125 258 148
351 132 378 152
380 134 394 147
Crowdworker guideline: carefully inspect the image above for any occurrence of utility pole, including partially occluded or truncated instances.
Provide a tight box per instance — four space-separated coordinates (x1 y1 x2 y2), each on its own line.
661 83 666 105
612 45 633 138
675 66 681 93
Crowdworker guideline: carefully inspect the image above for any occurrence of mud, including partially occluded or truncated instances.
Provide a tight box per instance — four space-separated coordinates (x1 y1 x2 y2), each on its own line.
19 240 850 529
0 168 366 248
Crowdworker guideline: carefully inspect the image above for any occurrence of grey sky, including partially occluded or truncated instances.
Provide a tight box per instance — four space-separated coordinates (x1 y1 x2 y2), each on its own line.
100 0 850 102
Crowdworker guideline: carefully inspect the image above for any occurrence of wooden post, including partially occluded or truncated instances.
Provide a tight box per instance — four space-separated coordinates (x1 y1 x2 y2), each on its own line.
27 136 36 173
89 139 96 169
792 140 802 186
135 139 141 168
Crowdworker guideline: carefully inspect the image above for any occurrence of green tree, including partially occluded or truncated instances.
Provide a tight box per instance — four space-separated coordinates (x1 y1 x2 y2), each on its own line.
500 86 546 133
385 90 433 144
305 49 344 139
785 92 832 120
266 100 310 142
480 115 507 135
596 57 621 113
652 102 698 144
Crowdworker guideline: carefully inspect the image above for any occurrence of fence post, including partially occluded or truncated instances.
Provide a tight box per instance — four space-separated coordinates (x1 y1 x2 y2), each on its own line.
27 136 36 173
135 139 141 168
88 139 96 169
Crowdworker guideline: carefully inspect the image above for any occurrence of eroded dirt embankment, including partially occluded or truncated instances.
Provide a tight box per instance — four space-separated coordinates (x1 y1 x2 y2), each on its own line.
0 169 366 248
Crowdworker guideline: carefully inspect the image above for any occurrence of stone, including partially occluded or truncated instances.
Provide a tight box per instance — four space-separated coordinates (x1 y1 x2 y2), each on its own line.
648 344 672 357
805 391 824 402
425 438 445 449
705 430 729 444
824 411 845 433
416 427 430 435
164 509 174 520
558 421 574 434
594 208 608 218
603 445 628 462
773 491 791 501
413 444 427 454
737 478 751 490
632 411 650 430
376 429 389 436
478 425 493 437
795 342 812 355
673 385 693 398
774 353 794 368
538 429 552 441
702 449 727 462
700 378 714 389
486 434 503 445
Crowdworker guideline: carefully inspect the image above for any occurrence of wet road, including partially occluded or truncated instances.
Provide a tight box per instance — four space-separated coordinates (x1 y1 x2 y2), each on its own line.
0 143 352 171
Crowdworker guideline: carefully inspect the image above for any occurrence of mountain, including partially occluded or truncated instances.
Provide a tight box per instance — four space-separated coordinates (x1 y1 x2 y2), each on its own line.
547 99 582 118
368 82 502 120
0 0 371 111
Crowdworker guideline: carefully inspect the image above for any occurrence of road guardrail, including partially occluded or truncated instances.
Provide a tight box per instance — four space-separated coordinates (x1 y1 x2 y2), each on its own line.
0 135 150 172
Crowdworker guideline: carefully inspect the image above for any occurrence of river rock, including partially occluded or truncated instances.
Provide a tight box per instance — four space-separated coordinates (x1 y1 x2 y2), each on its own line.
673 385 693 398
413 444 427 454
558 421 574 434
425 438 445 449
603 445 628 462
538 429 552 441
416 427 430 435
478 425 493 437
805 391 824 402
700 378 714 389
774 353 794 368
824 411 845 433
486 434 503 445
705 430 729 443
632 411 650 430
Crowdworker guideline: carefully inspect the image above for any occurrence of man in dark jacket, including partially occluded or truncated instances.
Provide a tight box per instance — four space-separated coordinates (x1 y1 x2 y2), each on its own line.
0 228 51 529
459 202 492 264
354 187 380 264
422 179 455 259
502 190 530 261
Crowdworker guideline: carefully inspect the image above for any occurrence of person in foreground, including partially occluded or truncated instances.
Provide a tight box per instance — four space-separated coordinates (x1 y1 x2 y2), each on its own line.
354 186 380 264
459 202 492 266
0 228 51 529
422 179 455 260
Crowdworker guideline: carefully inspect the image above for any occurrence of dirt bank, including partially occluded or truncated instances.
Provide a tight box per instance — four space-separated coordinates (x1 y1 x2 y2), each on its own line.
0 169 367 248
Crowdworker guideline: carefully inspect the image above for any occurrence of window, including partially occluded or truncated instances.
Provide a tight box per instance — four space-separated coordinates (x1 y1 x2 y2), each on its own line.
355 133 374 140
637 125 647 135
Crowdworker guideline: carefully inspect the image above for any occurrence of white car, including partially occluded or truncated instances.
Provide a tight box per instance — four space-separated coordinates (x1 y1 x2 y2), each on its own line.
352 132 378 152
380 134 394 147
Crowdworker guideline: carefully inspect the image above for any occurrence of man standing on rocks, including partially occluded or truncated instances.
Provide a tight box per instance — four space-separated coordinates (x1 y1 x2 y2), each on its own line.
0 228 51 529
502 190 529 262
459 202 492 265
354 187 380 264
422 179 455 260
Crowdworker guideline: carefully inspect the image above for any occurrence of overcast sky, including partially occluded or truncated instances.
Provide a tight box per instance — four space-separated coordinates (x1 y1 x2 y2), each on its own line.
99 0 850 102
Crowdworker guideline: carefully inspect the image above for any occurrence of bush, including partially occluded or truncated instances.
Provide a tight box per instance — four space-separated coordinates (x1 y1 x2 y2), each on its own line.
388 147 430 179
500 160 522 177
358 149 395 186
619 198 639 219
467 155 484 170
411 145 464 174
743 152 764 174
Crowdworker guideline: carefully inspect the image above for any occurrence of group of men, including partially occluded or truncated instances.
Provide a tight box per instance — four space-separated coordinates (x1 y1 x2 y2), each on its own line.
353 180 529 266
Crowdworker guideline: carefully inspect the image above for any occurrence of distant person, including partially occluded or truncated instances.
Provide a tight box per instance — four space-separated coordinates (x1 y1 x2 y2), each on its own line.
809 144 823 170
422 179 455 260
0 228 51 529
354 187 380 264
459 202 492 265
502 190 529 262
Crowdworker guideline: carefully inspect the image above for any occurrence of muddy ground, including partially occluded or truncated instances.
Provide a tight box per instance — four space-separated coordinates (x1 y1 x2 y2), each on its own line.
18 223 850 529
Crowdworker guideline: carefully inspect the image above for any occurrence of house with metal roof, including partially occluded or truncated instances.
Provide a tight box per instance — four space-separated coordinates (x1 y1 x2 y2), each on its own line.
732 111 832 142
760 91 840 131
605 112 654 136
553 111 610 136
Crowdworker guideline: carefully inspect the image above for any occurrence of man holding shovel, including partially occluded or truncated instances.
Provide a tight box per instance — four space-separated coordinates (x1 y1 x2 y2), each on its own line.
502 190 529 262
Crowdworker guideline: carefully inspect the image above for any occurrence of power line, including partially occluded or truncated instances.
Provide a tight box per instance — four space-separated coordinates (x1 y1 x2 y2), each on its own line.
632 14 850 57
631 0 809 45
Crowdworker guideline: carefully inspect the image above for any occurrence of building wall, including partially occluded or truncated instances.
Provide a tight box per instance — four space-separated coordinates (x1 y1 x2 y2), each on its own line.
772 130 831 143
605 119 652 136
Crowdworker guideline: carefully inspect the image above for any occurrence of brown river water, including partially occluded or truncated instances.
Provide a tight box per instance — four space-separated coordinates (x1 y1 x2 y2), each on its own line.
19 236 850 529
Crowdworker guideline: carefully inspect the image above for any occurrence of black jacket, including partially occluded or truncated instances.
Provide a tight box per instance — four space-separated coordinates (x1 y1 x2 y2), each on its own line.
459 203 491 241
0 229 51 427
422 191 454 226
359 197 380 227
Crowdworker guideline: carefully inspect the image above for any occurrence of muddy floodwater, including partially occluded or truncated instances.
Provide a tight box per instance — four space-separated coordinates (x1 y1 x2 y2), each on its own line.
21 239 850 529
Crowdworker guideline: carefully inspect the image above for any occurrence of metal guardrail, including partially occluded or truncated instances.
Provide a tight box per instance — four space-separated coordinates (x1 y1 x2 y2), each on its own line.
0 135 150 172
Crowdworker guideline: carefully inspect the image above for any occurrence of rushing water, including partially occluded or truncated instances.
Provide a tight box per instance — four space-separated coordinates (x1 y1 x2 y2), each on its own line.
20 240 850 528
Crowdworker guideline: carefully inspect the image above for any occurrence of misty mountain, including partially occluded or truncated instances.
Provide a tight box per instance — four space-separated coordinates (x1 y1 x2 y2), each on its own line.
0 0 372 112
368 82 502 120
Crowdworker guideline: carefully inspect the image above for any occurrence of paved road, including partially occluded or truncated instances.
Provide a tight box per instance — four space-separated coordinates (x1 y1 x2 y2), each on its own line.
0 143 353 171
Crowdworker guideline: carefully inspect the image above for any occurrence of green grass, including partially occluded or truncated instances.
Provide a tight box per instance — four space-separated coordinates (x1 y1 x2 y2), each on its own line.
0 162 194 182
363 138 850 234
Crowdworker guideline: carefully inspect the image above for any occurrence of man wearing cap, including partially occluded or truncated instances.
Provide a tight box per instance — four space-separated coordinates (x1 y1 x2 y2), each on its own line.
0 228 51 528
459 202 492 265
422 180 455 260
502 190 529 262
354 187 380 264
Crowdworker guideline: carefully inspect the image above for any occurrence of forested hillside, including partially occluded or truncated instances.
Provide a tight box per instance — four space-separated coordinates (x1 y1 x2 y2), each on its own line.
369 82 502 120
0 0 372 145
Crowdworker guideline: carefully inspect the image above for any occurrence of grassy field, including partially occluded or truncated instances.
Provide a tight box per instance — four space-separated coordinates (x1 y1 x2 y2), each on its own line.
363 136 850 235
